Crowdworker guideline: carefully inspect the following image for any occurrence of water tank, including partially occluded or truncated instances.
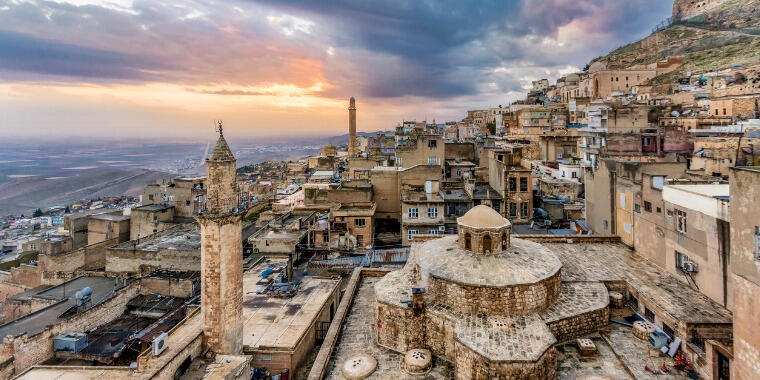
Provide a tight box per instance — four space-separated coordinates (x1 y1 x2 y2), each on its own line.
261 268 274 278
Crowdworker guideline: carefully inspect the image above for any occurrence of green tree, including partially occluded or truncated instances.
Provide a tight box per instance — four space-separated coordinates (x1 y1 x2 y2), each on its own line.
32 208 43 217
485 121 496 135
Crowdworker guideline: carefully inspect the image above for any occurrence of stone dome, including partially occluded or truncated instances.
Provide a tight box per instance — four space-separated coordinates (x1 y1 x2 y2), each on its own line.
341 354 377 379
458 205 510 229
457 205 511 253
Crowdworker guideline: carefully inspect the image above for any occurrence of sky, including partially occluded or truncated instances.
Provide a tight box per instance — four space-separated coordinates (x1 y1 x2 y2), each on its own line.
0 0 673 141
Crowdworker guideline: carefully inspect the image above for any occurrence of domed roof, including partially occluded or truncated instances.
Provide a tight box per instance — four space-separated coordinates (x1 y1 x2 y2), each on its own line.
458 205 510 228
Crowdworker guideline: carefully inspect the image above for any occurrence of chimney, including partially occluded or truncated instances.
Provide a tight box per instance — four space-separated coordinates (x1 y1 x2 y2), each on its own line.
411 288 425 316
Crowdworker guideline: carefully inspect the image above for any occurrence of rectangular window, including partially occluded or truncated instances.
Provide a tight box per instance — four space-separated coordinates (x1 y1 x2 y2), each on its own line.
148 194 154 201
644 201 652 212
509 177 517 192
634 204 641 213
519 177 528 192
356 235 364 246
408 229 419 241
427 139 437 148
509 202 517 217
644 307 655 322
520 202 529 218
662 323 674 338
427 207 438 218
428 156 439 165
408 208 419 219
676 209 687 234
428 229 439 235
354 218 365 227
755 227 760 260
571 171 577 179
619 193 626 208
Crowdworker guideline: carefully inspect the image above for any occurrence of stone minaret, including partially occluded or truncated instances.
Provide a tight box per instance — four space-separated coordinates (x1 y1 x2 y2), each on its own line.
196 122 244 355
348 96 357 157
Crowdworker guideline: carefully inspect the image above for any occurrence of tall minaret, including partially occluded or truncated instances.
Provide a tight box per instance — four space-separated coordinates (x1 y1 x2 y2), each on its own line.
196 121 244 355
348 96 357 157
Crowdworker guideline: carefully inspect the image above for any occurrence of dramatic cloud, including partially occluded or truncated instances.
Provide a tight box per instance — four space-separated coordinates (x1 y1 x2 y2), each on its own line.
0 0 672 139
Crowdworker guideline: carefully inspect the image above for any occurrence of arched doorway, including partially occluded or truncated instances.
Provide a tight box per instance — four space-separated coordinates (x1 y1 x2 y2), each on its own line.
482 235 492 253
501 234 508 251
464 233 471 250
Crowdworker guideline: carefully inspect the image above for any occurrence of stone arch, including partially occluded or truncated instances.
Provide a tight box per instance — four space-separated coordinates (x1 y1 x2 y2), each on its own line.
482 235 492 253
464 233 471 250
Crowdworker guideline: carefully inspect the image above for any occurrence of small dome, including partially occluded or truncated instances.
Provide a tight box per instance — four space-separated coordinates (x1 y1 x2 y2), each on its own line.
458 205 510 229
341 354 376 379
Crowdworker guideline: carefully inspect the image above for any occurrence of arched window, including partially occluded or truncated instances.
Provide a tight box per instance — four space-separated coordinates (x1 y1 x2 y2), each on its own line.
464 233 471 250
482 235 492 253
501 233 508 251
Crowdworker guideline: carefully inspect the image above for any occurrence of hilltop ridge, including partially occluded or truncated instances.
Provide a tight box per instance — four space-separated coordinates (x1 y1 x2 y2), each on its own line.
590 0 760 81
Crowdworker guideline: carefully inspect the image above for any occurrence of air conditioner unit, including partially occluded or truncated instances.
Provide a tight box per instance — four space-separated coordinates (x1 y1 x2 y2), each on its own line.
681 261 699 273
152 332 169 356
438 226 446 232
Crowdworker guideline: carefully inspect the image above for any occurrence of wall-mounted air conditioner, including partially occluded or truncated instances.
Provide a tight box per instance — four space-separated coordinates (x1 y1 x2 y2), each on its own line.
152 332 169 356
681 261 699 273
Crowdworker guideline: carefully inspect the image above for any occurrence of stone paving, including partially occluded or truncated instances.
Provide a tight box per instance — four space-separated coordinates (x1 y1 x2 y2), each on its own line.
454 313 556 362
542 281 609 323
543 242 732 324
415 235 562 287
602 323 691 380
556 335 633 380
325 277 454 379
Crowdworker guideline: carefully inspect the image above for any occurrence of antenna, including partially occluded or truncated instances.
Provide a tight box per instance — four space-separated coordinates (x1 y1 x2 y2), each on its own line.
215 120 224 136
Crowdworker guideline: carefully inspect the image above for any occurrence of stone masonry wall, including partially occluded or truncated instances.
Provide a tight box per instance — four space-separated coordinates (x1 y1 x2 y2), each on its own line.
454 341 557 380
545 306 610 342
375 303 424 353
428 271 561 315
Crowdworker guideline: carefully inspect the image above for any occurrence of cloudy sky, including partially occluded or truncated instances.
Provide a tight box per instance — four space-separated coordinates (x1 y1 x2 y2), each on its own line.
0 0 672 141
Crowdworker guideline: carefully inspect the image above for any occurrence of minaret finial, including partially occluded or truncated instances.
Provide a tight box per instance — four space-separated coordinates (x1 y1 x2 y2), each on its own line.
216 120 223 136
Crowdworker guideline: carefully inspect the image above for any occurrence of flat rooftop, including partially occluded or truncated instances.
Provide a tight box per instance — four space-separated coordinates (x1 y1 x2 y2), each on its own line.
120 225 200 252
242 259 339 351
132 204 174 212
0 276 122 338
89 214 130 222
542 241 732 324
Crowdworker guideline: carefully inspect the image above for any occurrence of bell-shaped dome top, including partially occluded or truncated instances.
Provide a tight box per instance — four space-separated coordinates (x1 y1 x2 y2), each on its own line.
458 205 510 229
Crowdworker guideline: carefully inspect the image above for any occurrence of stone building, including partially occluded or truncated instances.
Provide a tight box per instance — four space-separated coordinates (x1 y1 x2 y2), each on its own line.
488 148 533 222
729 166 760 380
373 206 609 379
129 204 175 240
142 176 205 218
86 213 130 246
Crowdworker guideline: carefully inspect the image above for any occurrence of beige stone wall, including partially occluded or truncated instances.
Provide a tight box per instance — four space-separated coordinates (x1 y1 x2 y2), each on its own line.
130 207 175 240
39 238 117 284
454 342 557 380
105 246 200 274
729 167 760 380
199 214 243 355
396 135 444 168
633 174 668 268
427 272 561 316
1 297 57 324
591 70 656 99
140 277 195 298
545 306 609 342
87 218 130 246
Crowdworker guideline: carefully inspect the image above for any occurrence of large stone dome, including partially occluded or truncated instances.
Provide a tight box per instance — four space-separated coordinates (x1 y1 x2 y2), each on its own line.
457 205 510 229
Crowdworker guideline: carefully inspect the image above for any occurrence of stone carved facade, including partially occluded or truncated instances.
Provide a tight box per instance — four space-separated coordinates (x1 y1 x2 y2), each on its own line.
374 205 610 379
196 127 245 355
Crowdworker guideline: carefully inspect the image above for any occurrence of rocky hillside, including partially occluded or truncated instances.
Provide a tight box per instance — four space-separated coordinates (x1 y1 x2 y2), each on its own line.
591 0 760 81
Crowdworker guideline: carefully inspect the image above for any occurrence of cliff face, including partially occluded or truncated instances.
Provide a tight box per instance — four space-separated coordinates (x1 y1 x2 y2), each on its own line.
591 0 760 80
